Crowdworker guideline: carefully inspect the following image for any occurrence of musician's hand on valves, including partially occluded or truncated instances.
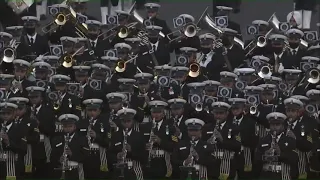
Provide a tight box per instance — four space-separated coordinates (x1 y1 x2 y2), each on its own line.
65 147 72 156
151 135 161 144
278 63 284 73
117 152 125 160
109 121 118 130
125 144 132 152
191 149 199 161
213 129 223 142
0 133 9 145
183 155 193 166
286 130 296 139
89 130 97 138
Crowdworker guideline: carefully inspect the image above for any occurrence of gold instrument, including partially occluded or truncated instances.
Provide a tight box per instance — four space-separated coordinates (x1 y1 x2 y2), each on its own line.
115 55 138 73
60 46 85 68
297 68 320 88
100 22 138 40
42 2 88 38
48 91 62 110
61 133 70 180
147 119 156 167
87 117 94 148
167 23 199 43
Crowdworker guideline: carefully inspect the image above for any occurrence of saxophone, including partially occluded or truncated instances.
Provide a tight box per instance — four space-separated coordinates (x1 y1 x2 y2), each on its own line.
146 119 156 167
61 133 70 180
87 117 94 148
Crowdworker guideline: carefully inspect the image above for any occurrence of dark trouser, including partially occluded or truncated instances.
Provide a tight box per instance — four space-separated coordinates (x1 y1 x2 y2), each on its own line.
65 168 80 180
32 159 50 179
112 166 137 180
144 158 168 179
83 151 108 179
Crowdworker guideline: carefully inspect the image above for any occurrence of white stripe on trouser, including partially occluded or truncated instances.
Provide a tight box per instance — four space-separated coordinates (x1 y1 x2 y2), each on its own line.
24 145 32 172
298 151 307 177
44 135 51 163
77 163 85 180
258 125 268 138
132 160 144 180
299 10 312 29
199 165 208 180
219 150 231 179
164 152 172 177
243 147 252 170
6 151 17 178
99 147 108 170
281 163 291 180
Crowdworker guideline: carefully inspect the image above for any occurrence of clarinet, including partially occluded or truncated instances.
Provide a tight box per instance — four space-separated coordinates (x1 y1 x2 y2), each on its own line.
0 122 7 153
187 136 196 179
270 131 277 156
119 128 129 178
208 123 219 144
87 117 94 148
61 133 70 180
146 119 156 167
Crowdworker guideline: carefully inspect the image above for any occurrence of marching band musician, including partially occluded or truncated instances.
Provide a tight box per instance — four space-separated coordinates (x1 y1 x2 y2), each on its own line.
108 108 145 180
181 47 207 83
26 86 56 179
202 80 220 112
132 72 160 123
8 97 39 178
85 20 111 59
266 34 288 74
163 66 187 100
167 98 189 141
56 36 77 78
11 59 35 98
251 84 285 138
284 97 315 179
113 43 137 78
71 0 96 20
77 98 110 179
16 16 49 62
228 98 258 180
198 33 215 71
140 100 177 179
105 92 126 130
207 28 245 81
245 20 271 58
284 29 307 68
172 118 212 180
253 112 298 180
218 71 243 100
72 65 90 99
202 102 241 180
171 14 200 52
110 10 136 46
280 69 303 97
50 74 82 119
117 78 136 104
0 74 14 100
144 3 172 37
286 11 303 29
32 61 55 92
140 25 171 66
234 68 257 86
213 6 241 38
0 102 27 180
50 114 88 180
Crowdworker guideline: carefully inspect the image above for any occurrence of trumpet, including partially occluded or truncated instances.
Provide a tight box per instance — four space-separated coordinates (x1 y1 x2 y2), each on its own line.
258 65 272 78
147 119 156 167
61 133 70 180
195 103 203 112
87 117 94 148
115 55 138 73
249 105 258 115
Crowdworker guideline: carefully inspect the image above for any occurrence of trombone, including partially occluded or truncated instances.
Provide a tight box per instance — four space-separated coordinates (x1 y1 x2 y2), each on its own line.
167 23 199 43
100 22 138 40
59 46 85 68
258 65 272 78
2 40 19 63
188 54 204 78
115 55 138 73
297 68 320 88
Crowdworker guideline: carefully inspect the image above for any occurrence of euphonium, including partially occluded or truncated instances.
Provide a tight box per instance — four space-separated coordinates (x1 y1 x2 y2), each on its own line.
147 119 156 167
61 133 70 180
87 117 94 147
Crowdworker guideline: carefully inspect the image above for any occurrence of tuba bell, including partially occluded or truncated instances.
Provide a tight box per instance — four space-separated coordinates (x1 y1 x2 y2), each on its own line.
188 63 200 77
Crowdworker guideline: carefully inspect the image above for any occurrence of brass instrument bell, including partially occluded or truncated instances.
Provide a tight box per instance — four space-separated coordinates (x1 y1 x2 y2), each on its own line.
188 63 200 77
115 60 126 72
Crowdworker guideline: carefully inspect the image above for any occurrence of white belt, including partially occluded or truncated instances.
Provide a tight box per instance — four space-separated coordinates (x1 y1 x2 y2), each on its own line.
90 143 99 149
194 164 200 170
152 150 165 156
68 161 79 168
263 164 281 172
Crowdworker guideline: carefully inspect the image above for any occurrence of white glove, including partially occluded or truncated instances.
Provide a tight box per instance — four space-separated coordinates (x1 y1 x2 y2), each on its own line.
278 63 284 73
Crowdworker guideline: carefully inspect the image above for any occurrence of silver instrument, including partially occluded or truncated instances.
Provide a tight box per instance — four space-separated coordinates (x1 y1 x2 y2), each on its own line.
118 128 129 178
11 76 22 94
258 65 272 78
147 119 156 167
61 133 70 180
195 103 203 112
87 117 94 147
249 105 258 115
